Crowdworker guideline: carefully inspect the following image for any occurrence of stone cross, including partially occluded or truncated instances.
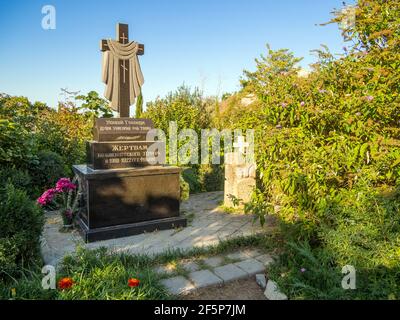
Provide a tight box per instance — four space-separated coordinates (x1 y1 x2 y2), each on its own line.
233 136 250 154
100 23 144 117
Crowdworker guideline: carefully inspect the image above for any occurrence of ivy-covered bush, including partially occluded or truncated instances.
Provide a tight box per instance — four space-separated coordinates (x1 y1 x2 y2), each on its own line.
217 0 400 299
0 184 44 278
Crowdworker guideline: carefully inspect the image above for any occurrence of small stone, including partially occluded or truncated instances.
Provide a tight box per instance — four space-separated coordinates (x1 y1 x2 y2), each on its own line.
255 274 267 289
213 264 248 282
161 276 195 295
234 258 265 275
264 280 288 300
203 256 224 268
188 269 223 288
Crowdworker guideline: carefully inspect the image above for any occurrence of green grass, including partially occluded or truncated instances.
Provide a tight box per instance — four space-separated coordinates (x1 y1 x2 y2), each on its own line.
0 233 278 300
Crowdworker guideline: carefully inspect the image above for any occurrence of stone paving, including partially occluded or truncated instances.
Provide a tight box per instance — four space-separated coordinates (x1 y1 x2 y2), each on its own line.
41 191 273 266
158 248 275 295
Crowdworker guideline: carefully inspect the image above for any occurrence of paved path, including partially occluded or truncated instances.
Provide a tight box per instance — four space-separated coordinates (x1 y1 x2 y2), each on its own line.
41 191 270 266
157 248 275 295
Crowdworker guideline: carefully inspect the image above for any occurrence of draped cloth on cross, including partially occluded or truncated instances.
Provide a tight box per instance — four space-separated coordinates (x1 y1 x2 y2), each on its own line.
102 39 144 112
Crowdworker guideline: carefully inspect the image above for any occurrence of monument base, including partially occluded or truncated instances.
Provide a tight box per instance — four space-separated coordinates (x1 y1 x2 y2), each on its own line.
76 215 187 243
73 164 186 243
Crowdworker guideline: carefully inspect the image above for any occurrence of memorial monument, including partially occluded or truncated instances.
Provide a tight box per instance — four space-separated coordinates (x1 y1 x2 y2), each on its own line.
73 23 186 242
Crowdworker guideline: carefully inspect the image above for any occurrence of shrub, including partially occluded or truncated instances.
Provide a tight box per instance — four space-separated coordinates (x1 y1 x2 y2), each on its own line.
30 150 66 191
217 0 400 299
35 107 93 169
0 119 38 169
198 164 224 192
144 85 212 166
0 184 44 277
179 174 190 201
0 167 33 196
181 167 202 193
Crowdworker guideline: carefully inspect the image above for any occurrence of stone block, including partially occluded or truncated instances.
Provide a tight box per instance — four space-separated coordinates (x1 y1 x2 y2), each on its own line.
264 280 288 300
255 274 267 289
213 264 248 282
255 254 275 266
161 276 195 295
202 256 224 268
188 269 223 288
234 258 265 275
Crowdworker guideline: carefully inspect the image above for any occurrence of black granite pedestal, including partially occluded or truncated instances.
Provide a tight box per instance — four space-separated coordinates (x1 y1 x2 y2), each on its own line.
73 164 187 243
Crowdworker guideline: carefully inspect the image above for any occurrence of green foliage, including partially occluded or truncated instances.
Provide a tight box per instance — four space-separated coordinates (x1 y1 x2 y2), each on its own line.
0 184 44 278
269 186 400 299
179 174 190 201
218 0 400 299
35 107 93 170
198 164 224 192
135 92 144 118
0 234 274 300
181 167 202 193
0 167 33 196
180 165 224 193
30 150 66 191
56 248 170 300
76 91 113 118
0 119 38 168
144 85 211 137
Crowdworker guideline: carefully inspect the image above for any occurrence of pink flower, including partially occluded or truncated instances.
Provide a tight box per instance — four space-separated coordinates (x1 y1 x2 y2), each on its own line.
281 102 288 108
364 95 374 102
300 268 306 273
55 178 76 193
37 188 58 206
300 101 305 107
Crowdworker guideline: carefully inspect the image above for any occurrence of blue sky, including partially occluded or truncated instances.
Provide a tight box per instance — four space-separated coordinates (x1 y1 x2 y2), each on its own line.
0 0 353 110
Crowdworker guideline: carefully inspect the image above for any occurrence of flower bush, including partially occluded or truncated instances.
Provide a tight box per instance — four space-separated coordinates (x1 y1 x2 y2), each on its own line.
37 177 80 226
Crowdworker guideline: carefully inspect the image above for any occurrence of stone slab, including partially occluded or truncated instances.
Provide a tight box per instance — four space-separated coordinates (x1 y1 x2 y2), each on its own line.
202 256 224 268
234 258 266 275
93 118 154 142
255 254 274 266
181 261 200 272
226 251 251 261
161 276 195 295
213 264 248 282
87 141 165 170
256 274 267 289
153 265 176 276
188 269 223 288
264 280 288 300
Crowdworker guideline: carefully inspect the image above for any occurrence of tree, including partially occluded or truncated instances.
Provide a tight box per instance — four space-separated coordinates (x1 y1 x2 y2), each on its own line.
75 91 113 118
135 92 143 118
